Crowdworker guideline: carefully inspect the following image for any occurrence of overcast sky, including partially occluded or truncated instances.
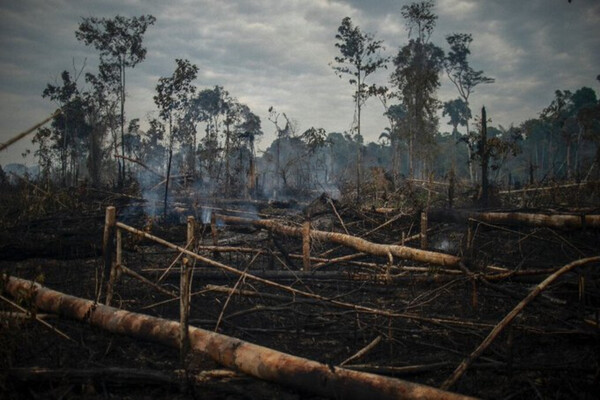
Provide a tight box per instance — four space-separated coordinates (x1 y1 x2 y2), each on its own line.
1 0 599 166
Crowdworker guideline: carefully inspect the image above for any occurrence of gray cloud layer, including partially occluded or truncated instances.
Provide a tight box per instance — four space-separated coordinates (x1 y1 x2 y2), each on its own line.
1 0 598 165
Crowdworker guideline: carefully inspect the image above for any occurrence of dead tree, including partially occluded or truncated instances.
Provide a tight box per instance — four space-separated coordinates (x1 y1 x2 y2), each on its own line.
3 275 476 400
218 215 461 267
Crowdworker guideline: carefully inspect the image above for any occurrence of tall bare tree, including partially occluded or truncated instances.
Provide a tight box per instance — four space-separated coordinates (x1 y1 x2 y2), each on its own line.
331 16 387 202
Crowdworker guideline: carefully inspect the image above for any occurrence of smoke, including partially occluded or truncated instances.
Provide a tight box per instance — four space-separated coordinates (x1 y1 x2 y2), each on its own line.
201 206 212 224
435 238 452 252
141 188 162 217
316 183 341 200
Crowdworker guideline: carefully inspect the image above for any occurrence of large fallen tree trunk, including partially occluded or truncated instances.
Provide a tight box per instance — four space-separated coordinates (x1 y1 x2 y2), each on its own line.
428 209 600 229
217 215 461 267
2 275 475 400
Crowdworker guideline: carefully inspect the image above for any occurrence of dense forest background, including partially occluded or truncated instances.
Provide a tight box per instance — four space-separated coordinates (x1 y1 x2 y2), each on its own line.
2 1 599 208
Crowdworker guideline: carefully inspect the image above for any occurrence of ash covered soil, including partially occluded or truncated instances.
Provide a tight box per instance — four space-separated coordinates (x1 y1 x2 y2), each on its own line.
1 188 599 400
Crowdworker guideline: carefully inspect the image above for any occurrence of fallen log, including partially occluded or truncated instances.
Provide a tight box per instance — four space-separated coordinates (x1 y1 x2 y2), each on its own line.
2 275 476 400
217 215 461 267
428 209 600 229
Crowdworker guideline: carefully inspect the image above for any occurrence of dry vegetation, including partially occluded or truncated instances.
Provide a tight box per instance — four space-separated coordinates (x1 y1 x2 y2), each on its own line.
1 179 599 399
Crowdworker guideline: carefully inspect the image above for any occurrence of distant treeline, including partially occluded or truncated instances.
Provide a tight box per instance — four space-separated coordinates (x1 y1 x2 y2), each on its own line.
11 2 598 204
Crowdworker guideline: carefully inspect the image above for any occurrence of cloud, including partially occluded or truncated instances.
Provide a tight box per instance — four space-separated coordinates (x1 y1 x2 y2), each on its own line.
1 0 599 167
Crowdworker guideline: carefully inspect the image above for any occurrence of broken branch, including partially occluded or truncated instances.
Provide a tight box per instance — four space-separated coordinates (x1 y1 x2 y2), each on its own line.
442 256 600 390
218 215 461 267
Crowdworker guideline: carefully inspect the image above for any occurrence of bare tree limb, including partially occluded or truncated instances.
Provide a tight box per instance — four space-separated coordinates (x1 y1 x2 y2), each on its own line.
441 256 600 390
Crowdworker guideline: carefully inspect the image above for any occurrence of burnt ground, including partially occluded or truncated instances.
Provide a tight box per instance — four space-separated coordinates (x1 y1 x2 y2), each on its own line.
1 184 600 399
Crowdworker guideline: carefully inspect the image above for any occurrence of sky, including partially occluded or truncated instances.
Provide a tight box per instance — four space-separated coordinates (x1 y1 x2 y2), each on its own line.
0 0 599 167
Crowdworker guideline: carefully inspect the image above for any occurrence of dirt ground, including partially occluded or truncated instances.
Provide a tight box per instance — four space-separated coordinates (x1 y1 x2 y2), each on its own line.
1 186 599 399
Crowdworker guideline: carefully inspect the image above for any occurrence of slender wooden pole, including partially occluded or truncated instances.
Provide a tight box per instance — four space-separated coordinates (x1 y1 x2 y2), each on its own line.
105 228 122 307
116 228 122 271
101 206 116 303
187 216 195 252
180 257 192 365
420 211 428 250
302 220 311 271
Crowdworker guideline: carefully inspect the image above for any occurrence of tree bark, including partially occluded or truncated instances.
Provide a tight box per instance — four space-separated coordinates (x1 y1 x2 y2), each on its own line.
302 220 311 270
3 275 476 400
102 206 116 303
218 215 461 267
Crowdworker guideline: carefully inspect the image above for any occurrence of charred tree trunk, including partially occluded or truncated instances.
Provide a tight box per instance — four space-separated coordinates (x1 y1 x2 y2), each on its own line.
480 107 489 208
3 276 475 400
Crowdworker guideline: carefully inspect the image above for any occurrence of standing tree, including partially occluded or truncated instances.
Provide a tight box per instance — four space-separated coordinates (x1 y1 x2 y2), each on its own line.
442 97 471 170
154 59 198 219
444 33 494 181
235 104 263 198
542 87 599 180
192 86 232 188
301 127 329 190
267 106 294 197
391 1 445 178
76 14 156 185
40 70 92 187
380 104 407 185
82 60 124 187
331 16 387 202
542 89 576 179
